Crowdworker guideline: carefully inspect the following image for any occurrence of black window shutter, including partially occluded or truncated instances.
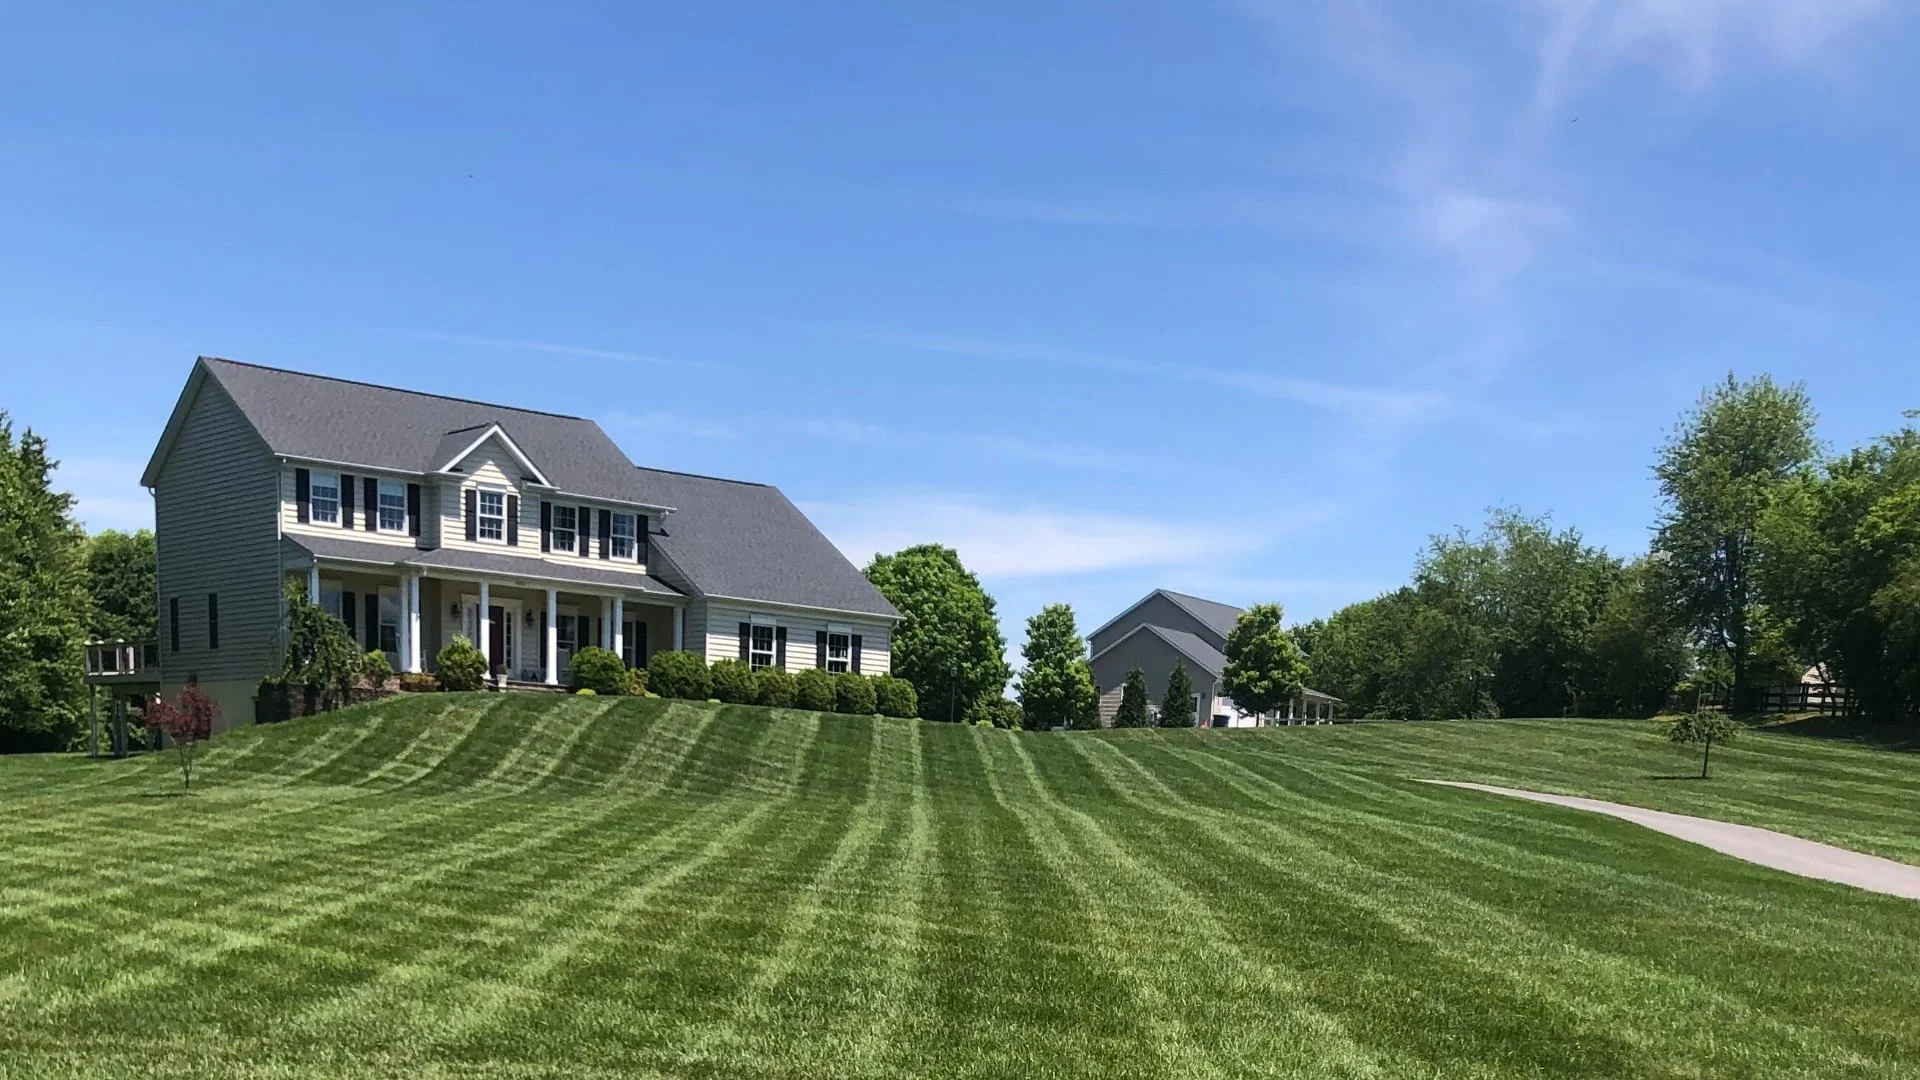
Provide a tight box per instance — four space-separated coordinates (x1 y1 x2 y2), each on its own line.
635 621 648 662
576 615 591 654
364 593 379 651
580 506 592 557
775 626 787 668
407 483 421 538
464 489 478 542
363 478 379 532
851 635 863 674
295 468 310 523
638 519 649 565
340 473 355 528
738 622 750 661
207 593 219 651
598 509 612 561
815 630 828 668
594 617 603 652
342 590 357 638
506 495 520 546
539 501 551 552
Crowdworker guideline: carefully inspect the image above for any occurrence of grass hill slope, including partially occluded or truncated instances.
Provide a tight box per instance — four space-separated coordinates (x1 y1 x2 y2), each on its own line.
3 696 1918 1079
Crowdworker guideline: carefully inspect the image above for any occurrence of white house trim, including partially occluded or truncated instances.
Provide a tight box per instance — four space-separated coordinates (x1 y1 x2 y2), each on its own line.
433 423 553 487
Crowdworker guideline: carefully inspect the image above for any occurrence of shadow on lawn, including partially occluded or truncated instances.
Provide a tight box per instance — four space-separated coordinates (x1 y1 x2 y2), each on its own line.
1646 775 1709 782
1763 715 1920 754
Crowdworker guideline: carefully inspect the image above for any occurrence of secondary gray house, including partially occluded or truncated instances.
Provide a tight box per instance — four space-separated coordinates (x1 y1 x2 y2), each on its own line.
141 357 899 728
1088 589 1339 727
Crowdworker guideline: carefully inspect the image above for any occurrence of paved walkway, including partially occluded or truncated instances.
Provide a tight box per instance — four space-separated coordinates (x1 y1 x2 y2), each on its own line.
1417 780 1920 901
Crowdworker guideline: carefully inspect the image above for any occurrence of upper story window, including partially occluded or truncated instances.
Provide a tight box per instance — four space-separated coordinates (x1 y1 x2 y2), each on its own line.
477 490 505 541
310 472 340 524
826 630 851 674
552 505 577 554
377 481 406 533
610 512 636 560
749 624 776 671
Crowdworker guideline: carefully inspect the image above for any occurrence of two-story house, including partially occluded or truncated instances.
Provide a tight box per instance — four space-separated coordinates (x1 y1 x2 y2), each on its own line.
1087 589 1339 727
141 357 900 728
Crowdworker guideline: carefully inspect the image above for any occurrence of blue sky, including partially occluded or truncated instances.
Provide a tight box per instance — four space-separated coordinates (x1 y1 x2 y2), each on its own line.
4 1 1916 658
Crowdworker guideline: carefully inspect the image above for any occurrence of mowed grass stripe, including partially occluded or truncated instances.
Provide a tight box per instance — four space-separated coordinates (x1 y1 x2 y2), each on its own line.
3 698 1919 1078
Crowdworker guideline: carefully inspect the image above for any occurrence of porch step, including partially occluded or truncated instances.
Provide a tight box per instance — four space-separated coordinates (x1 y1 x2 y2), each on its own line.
499 680 571 694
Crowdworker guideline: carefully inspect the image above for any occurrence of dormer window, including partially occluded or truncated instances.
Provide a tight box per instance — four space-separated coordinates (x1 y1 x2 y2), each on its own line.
310 472 340 525
552 505 578 554
477 490 505 541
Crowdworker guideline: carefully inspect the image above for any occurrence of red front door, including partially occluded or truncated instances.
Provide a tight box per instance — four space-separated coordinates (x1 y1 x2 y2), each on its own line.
488 605 506 675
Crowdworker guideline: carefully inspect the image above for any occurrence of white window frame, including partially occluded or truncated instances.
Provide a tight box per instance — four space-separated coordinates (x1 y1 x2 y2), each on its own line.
377 480 407 533
749 623 776 671
477 489 506 542
309 471 340 525
552 504 577 554
610 512 636 560
826 627 851 674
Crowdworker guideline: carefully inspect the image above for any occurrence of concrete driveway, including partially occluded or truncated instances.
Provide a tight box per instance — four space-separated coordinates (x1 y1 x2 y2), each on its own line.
1418 779 1920 901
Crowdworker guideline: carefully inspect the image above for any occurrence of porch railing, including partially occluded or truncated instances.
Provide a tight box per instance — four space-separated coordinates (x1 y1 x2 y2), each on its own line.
85 640 159 680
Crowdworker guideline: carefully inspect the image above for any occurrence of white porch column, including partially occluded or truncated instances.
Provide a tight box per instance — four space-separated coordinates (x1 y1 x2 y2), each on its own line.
307 564 320 604
611 596 624 664
673 606 684 651
477 580 491 667
406 574 423 673
600 596 612 649
544 588 559 686
397 573 412 672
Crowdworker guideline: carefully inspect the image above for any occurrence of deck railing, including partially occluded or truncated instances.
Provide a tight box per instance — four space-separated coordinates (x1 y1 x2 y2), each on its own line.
85 640 159 680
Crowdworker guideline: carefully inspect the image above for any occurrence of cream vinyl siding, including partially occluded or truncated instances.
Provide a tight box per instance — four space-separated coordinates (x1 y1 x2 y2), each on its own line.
436 443 529 557
153 378 282 697
701 601 892 674
279 464 426 549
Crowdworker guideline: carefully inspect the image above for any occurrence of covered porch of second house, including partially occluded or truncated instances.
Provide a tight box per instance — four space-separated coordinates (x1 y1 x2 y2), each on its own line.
283 537 684 686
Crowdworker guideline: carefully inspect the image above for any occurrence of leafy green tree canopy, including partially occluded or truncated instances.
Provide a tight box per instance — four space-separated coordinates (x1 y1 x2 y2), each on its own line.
1221 603 1310 718
865 544 1010 722
1667 711 1742 779
1017 603 1099 730
1653 374 1818 714
85 529 155 642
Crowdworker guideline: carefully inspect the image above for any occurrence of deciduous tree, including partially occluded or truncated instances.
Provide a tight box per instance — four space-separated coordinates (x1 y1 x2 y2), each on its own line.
146 685 218 792
85 529 156 643
1221 603 1310 719
1653 374 1818 714
1017 603 1098 730
1666 710 1741 779
865 545 1010 722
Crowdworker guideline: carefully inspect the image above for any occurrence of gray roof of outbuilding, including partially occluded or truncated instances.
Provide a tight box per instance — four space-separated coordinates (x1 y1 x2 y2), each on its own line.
191 357 667 507
637 467 900 619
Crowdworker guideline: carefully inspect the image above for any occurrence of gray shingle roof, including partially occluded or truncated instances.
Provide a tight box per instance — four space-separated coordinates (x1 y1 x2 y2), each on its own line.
1141 625 1229 676
1156 589 1245 641
195 357 665 507
638 467 899 619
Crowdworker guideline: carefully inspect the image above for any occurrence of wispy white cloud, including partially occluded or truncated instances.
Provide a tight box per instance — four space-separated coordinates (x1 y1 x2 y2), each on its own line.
54 456 152 533
394 330 682 366
603 410 738 440
802 415 1230 480
853 329 1445 428
801 493 1298 579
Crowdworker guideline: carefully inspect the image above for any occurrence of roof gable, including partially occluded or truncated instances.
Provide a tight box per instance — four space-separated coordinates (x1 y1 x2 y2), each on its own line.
1090 622 1228 676
1088 588 1244 651
432 424 551 487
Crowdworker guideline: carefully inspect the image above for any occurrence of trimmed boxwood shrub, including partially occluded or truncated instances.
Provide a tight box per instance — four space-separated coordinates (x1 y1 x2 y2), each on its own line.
361 649 394 682
647 649 711 701
709 658 757 704
872 675 918 719
626 668 649 696
834 671 877 715
794 668 837 712
569 647 630 695
436 636 488 692
755 667 797 708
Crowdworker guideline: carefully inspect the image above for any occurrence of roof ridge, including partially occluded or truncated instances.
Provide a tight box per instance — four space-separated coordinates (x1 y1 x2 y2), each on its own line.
634 464 771 488
199 356 590 423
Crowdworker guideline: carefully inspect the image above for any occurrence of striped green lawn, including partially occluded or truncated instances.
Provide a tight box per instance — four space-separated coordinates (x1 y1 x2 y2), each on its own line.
3 697 1917 1079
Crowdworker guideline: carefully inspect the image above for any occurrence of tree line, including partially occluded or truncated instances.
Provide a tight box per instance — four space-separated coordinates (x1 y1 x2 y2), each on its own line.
1296 376 1918 724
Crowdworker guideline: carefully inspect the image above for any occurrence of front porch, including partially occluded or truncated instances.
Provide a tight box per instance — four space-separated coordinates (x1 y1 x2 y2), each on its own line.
284 544 683 687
